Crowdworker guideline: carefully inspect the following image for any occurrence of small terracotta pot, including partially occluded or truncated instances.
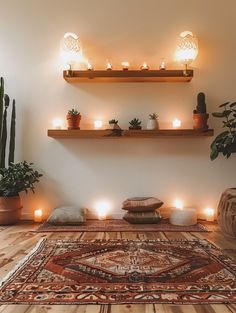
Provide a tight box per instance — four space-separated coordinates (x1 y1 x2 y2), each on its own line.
129 126 142 130
67 114 81 130
193 113 209 130
0 196 22 225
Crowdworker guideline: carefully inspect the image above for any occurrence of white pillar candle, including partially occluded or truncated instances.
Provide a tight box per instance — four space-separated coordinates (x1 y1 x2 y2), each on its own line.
172 118 181 129
94 120 103 129
52 118 63 129
170 208 197 226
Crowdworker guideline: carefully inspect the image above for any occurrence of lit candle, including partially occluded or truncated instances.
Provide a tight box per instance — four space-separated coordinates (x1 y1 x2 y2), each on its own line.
106 60 112 70
87 60 94 71
52 118 63 129
174 199 184 209
204 207 215 222
159 58 166 70
34 209 43 223
94 120 103 129
170 207 197 226
121 61 130 70
141 62 149 70
172 118 182 129
95 200 110 220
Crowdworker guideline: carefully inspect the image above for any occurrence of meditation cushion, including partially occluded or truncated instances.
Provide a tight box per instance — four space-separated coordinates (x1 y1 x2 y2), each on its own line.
122 197 163 212
47 206 86 225
123 210 161 224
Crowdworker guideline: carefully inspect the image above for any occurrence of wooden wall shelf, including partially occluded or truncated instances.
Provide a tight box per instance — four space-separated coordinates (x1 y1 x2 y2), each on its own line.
48 129 213 139
63 70 193 83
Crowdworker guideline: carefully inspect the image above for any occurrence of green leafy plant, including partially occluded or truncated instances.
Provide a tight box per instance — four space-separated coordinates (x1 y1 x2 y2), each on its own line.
0 77 16 168
129 118 142 127
210 101 236 160
68 109 80 115
109 119 118 124
149 113 158 120
0 161 42 197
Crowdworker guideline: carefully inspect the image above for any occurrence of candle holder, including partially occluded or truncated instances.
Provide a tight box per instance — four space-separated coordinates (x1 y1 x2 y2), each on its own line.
106 60 113 70
140 62 149 71
121 62 130 70
172 118 181 129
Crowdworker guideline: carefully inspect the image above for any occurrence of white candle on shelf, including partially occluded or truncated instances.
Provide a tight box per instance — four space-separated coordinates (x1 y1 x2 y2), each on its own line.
121 61 130 70
94 120 103 129
52 118 63 129
106 60 112 70
172 118 181 129
34 209 43 223
204 207 215 222
141 62 149 70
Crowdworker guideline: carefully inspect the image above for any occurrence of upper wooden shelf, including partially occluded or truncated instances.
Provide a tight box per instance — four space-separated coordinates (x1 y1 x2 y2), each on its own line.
48 129 213 139
63 70 193 83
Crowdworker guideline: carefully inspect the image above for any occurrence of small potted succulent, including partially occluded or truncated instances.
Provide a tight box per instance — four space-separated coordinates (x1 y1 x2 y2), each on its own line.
109 119 121 130
67 109 81 130
129 118 142 130
193 92 209 130
147 113 159 130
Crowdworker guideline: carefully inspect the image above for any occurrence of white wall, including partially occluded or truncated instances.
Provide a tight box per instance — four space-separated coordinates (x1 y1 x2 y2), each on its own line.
0 0 236 219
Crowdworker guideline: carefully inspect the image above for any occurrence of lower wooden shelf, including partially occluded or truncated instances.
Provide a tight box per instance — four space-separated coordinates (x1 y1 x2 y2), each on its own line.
48 129 214 139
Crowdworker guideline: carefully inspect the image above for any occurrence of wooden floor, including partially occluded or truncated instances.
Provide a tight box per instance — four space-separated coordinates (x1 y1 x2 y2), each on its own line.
0 222 235 313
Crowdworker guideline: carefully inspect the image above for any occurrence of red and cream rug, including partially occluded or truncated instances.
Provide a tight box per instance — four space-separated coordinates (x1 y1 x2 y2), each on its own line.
0 239 235 305
35 219 209 232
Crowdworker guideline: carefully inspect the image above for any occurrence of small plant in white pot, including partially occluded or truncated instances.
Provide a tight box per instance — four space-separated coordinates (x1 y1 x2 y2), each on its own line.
147 113 159 130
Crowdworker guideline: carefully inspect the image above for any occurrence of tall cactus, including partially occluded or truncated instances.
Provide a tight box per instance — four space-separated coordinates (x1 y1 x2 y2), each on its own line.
0 77 16 168
8 99 16 165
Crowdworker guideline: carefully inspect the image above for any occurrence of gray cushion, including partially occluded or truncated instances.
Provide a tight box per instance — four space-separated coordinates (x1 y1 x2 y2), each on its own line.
47 206 86 225
122 197 163 212
123 210 161 224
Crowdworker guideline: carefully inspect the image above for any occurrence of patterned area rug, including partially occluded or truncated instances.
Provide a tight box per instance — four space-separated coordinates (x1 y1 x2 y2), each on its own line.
35 219 209 232
0 239 235 304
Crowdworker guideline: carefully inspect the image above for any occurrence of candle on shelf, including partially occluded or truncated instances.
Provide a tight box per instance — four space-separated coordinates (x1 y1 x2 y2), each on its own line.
52 118 63 129
87 60 94 71
172 118 182 129
121 61 130 70
34 209 43 223
106 60 112 70
204 207 215 222
141 62 149 70
159 58 166 70
94 120 103 129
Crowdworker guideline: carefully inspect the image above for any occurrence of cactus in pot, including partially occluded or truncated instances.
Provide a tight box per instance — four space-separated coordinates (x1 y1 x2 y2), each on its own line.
147 113 159 130
0 77 42 225
193 92 209 129
67 108 81 130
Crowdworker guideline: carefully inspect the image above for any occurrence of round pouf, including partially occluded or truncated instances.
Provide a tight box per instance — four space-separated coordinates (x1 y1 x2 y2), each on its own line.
217 188 236 238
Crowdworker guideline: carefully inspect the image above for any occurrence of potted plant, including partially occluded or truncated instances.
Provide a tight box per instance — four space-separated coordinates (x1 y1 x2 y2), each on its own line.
210 100 236 238
193 92 209 129
109 119 121 130
0 77 42 225
129 118 142 130
0 162 42 224
210 101 236 160
147 113 159 130
67 109 81 129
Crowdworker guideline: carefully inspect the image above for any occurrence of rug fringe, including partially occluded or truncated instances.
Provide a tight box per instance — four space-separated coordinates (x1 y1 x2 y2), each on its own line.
0 238 46 288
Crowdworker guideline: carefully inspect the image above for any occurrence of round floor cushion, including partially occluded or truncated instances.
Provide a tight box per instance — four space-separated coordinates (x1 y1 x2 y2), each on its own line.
122 197 163 212
217 188 236 238
47 206 86 225
123 210 161 224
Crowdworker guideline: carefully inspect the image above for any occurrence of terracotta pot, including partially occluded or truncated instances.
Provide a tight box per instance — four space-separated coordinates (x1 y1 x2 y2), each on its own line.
0 196 22 225
67 114 81 130
193 113 209 130
129 126 142 130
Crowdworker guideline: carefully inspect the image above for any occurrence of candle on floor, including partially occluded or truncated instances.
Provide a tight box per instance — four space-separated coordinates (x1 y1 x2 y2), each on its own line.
170 207 197 226
52 118 63 129
94 120 103 129
121 61 130 70
34 209 43 223
141 62 149 70
172 118 182 129
95 200 110 220
204 207 215 222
